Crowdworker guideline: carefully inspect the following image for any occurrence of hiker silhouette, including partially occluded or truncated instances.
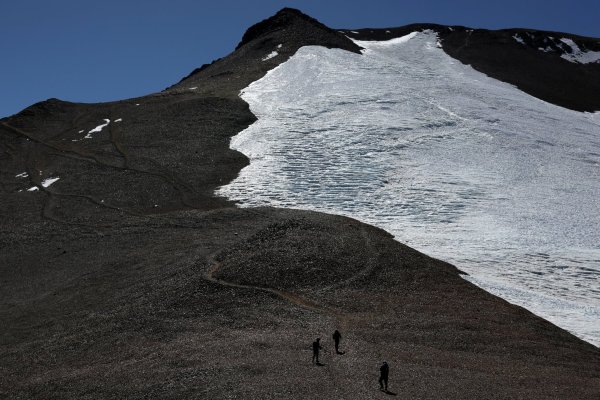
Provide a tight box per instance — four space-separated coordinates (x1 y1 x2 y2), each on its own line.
379 361 389 391
312 338 323 365
332 329 342 354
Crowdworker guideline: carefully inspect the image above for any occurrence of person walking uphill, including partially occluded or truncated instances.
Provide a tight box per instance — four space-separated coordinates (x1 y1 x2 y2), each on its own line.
332 330 342 354
379 361 389 391
312 338 323 365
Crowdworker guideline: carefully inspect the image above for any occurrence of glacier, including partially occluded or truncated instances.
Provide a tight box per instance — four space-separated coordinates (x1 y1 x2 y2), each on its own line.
217 31 600 346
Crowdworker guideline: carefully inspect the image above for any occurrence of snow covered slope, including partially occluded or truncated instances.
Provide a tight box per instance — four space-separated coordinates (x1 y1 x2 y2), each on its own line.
218 31 600 346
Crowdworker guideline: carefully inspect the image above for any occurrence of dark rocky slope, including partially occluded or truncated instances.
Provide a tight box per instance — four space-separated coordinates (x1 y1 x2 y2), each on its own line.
3 208 600 399
1 8 599 399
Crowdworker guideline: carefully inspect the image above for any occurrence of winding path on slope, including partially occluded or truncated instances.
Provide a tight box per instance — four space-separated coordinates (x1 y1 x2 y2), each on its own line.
1 119 205 225
204 225 381 330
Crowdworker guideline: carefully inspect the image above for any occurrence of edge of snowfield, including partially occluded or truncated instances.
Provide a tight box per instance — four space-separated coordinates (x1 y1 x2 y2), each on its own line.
217 31 600 347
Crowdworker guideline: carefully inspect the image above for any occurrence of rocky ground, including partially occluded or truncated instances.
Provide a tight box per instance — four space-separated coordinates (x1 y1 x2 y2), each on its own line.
1 7 599 399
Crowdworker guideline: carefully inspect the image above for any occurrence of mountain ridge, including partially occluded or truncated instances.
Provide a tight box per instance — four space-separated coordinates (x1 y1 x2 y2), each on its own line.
8 8 599 114
169 7 360 97
342 23 600 112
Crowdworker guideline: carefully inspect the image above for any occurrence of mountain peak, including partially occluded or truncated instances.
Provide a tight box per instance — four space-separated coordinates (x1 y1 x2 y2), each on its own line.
235 7 359 52
170 8 360 94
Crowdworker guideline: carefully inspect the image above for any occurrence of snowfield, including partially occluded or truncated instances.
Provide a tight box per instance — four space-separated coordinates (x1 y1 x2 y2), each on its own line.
218 31 600 346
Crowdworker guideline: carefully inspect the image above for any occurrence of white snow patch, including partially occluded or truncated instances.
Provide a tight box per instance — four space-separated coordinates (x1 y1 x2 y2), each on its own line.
85 119 110 139
27 186 39 192
78 130 84 133
41 177 59 188
189 87 198 90
262 51 278 61
386 30 391 34
115 118 122 122
89 119 110 133
351 31 359 34
559 38 600 63
15 172 28 178
538 46 553 53
513 34 525 45
135 103 140 106
277 44 283 49
353 32 418 49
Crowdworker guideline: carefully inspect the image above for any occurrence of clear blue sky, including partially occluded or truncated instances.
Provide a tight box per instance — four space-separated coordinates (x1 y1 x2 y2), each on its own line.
1 0 599 118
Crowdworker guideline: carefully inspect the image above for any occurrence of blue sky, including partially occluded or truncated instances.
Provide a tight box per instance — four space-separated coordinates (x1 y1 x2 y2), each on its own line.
1 0 599 118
